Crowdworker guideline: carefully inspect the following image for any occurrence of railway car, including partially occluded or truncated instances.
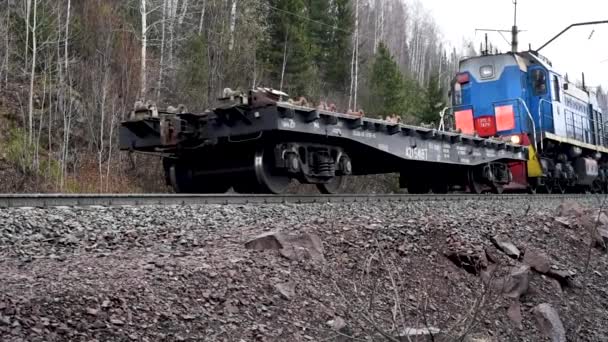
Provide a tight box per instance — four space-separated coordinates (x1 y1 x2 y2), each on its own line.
119 89 527 194
451 50 607 193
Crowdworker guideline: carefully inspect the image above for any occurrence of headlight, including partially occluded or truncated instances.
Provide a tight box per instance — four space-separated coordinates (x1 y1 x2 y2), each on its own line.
510 135 521 144
480 65 494 79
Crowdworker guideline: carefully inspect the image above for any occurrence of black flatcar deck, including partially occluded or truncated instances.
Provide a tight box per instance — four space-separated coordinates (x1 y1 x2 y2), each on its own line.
119 90 528 194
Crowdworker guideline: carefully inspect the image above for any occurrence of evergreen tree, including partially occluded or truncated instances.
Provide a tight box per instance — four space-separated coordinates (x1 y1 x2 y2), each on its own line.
307 0 331 67
324 0 353 92
178 35 209 108
418 72 445 124
367 43 406 118
260 0 313 96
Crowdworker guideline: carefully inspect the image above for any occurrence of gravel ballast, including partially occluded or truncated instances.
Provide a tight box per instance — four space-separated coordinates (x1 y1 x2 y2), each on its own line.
1 197 607 341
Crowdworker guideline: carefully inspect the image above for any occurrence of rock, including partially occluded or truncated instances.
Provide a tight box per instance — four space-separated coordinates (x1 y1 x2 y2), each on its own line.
507 301 523 329
85 308 99 316
396 327 442 342
546 269 576 289
523 248 551 273
556 201 585 217
591 227 608 251
546 277 563 296
532 304 566 342
484 248 499 264
595 211 608 225
495 265 530 299
463 335 495 342
326 317 346 331
554 217 571 228
444 248 488 275
274 281 296 300
109 318 125 326
245 232 325 262
491 235 521 259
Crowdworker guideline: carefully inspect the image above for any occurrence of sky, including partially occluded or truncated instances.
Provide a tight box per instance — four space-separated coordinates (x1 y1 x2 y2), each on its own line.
419 0 608 89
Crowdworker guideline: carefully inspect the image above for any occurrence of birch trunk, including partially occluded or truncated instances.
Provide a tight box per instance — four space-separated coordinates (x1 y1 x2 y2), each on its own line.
157 0 167 101
106 105 116 192
353 0 359 110
99 73 107 192
279 29 289 92
178 0 189 24
27 0 37 144
168 0 177 72
140 0 147 99
1 1 9 89
64 0 71 75
25 0 31 69
198 0 206 34
228 0 238 51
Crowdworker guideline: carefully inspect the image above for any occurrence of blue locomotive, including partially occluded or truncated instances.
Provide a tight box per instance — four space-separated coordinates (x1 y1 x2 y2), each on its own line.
452 50 607 193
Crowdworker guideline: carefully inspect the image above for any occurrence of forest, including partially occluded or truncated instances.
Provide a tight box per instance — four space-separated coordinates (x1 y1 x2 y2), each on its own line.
0 0 606 192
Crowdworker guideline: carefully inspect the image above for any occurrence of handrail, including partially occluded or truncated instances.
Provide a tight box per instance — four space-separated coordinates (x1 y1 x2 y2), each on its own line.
438 107 449 132
538 98 555 150
438 104 474 132
517 98 538 152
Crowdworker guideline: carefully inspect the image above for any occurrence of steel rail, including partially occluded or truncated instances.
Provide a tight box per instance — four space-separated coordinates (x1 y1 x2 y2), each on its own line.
0 193 594 208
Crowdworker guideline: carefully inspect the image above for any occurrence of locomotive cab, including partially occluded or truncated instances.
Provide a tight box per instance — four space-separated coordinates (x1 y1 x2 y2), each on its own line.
452 54 532 142
452 53 537 190
452 51 608 193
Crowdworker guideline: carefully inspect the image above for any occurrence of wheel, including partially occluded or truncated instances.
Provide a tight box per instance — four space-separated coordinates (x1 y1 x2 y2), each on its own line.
468 170 484 194
168 165 232 194
555 181 567 194
254 148 291 194
491 183 504 194
527 178 539 194
317 176 346 194
591 179 604 194
169 164 194 193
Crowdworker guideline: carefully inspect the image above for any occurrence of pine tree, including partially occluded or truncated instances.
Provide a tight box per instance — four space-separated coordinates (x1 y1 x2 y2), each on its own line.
418 72 445 124
260 0 313 96
307 0 331 67
324 0 352 92
367 43 406 118
178 35 208 108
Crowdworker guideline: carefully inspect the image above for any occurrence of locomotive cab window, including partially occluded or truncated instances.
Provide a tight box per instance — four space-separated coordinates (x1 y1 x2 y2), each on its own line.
532 69 547 96
552 75 561 102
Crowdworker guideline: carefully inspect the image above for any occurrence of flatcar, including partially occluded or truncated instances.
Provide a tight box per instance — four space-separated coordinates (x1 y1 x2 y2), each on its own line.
119 89 527 194
451 50 607 193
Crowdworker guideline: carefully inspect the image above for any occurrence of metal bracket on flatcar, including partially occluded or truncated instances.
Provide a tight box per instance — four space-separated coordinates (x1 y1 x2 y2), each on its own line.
304 111 320 123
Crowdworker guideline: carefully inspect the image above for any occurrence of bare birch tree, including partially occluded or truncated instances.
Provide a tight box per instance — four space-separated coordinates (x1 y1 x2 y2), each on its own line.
228 0 238 51
157 0 168 101
140 0 148 99
198 0 206 34
349 0 359 111
27 0 37 144
178 0 189 24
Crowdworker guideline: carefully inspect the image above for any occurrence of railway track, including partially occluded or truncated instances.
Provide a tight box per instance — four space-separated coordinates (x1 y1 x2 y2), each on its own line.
0 193 595 208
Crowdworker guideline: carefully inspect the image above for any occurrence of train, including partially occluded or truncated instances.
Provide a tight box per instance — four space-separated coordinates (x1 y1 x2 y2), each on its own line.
452 49 607 194
119 19 607 195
